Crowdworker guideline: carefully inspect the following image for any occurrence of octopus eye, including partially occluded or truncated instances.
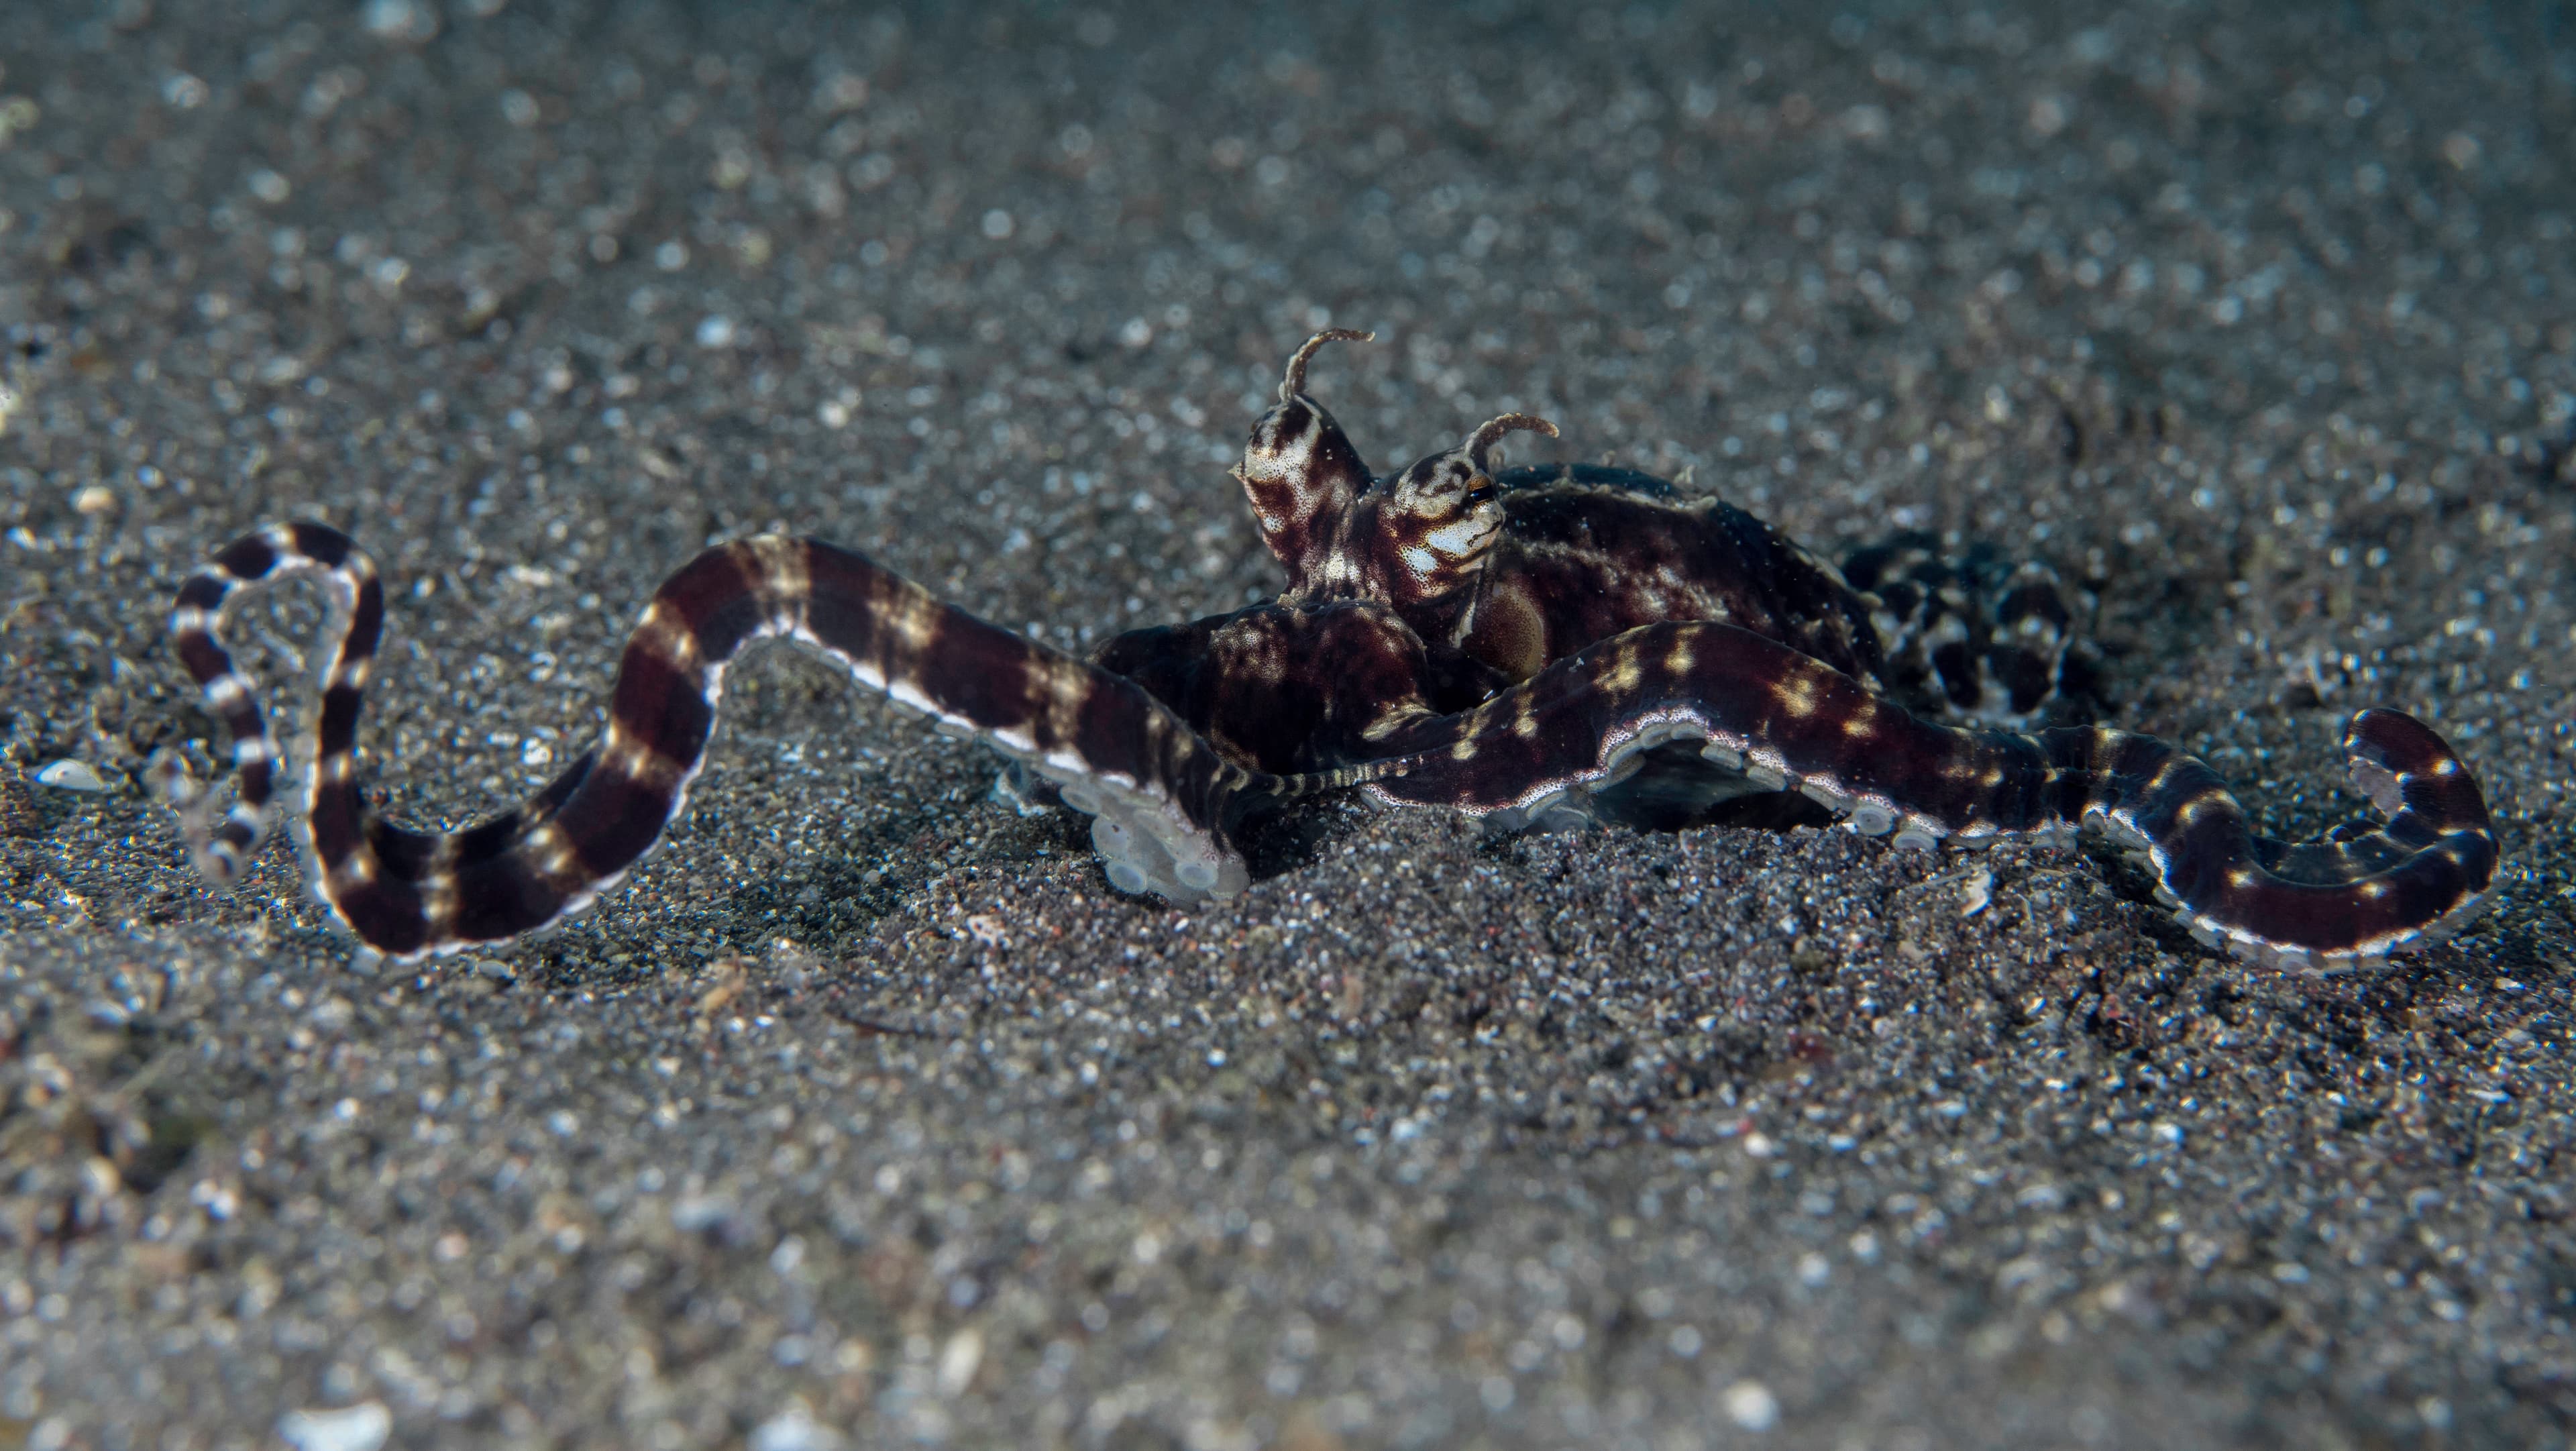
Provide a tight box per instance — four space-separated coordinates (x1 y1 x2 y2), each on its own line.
1462 480 1499 508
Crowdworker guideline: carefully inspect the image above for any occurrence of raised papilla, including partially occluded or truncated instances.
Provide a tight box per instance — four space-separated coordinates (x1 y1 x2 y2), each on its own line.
164 331 2496 970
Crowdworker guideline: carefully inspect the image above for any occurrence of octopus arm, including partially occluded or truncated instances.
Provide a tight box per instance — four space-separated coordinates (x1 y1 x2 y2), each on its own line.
1353 621 2496 969
166 524 1269 962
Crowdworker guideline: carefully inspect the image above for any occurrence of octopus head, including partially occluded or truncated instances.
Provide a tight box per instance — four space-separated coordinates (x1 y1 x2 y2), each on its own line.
1371 411 1558 605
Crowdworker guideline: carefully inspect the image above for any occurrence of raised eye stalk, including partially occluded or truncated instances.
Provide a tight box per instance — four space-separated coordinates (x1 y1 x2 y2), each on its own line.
1464 412 1559 472
1279 328 1377 403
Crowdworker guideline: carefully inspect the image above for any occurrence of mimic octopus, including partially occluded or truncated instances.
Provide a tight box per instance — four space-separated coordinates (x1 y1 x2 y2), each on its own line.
162 331 2496 971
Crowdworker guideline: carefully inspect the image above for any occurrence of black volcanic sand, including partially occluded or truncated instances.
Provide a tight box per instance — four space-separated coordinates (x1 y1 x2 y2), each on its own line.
4 3 2573 1448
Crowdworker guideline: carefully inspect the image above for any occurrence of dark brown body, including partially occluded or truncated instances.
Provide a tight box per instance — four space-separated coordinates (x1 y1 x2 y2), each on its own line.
1455 466 1890 690
1102 463 1900 782
1093 602 1452 775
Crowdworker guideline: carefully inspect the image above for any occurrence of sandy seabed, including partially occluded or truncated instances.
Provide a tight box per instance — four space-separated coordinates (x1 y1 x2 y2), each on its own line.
3 3 2573 1448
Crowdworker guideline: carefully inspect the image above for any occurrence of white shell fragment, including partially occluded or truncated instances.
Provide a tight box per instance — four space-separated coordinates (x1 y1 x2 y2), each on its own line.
35 759 111 792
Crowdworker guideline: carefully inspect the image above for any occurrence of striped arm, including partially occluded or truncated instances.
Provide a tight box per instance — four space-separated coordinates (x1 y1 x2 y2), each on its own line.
1357 621 2498 970
168 523 1266 962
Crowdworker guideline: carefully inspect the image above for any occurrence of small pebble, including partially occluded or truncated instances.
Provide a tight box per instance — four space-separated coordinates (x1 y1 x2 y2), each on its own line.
277 1403 391 1451
935 1326 985 1397
1725 1379 1780 1432
358 0 438 42
1959 867 1994 918
747 1405 844 1451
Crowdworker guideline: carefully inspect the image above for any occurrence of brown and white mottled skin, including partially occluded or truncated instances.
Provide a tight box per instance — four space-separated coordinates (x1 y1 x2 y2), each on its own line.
1236 332 2060 718
161 331 2498 971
